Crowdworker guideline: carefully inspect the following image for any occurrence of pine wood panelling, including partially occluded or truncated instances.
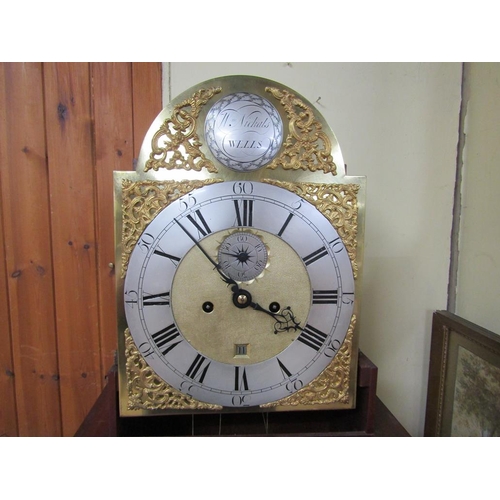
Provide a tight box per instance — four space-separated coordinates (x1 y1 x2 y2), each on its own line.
0 184 17 437
0 63 62 436
92 62 163 386
0 62 162 436
91 62 135 379
43 62 103 436
132 63 163 157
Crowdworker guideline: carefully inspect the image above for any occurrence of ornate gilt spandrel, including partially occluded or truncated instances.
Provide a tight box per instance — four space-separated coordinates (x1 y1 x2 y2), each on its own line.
265 87 337 175
144 87 221 173
262 315 356 409
125 329 221 411
120 178 221 277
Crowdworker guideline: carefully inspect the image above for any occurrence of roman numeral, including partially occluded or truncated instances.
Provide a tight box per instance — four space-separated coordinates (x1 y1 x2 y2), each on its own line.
297 324 328 351
312 290 338 305
185 354 211 383
277 213 294 237
142 292 170 306
151 324 182 355
302 246 328 266
186 210 212 237
234 199 253 227
277 358 292 379
302 238 344 266
154 249 181 265
234 366 249 391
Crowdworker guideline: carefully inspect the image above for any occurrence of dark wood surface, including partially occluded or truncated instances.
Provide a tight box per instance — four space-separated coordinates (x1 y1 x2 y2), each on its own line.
76 352 410 437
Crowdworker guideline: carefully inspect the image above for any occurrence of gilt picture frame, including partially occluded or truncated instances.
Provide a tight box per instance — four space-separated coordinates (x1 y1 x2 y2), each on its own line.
424 310 500 437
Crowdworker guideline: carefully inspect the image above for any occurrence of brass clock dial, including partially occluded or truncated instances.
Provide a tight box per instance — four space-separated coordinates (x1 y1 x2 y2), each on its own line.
116 74 365 416
123 181 355 408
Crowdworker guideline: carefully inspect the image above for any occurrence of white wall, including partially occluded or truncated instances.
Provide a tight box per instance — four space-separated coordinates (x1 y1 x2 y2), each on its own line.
162 62 463 436
455 63 500 335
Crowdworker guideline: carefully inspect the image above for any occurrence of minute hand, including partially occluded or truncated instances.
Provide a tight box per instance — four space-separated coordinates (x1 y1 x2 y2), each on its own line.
174 218 236 287
175 217 300 334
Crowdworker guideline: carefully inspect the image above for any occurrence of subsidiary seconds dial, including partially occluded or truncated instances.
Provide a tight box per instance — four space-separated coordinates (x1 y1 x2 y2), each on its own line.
218 231 268 282
123 181 355 408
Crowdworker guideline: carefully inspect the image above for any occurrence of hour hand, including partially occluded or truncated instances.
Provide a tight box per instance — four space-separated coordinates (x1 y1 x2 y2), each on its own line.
219 251 241 258
231 288 301 335
253 303 301 335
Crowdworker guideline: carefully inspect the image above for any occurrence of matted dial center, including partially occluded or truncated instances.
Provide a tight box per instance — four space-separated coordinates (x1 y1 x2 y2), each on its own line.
171 229 311 365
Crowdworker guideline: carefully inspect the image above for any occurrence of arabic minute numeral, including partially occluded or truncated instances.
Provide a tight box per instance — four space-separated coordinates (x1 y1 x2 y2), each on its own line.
125 290 139 308
324 338 342 358
138 232 155 253
286 378 304 394
232 181 254 194
179 193 197 212
342 292 354 305
138 341 155 358
330 237 344 253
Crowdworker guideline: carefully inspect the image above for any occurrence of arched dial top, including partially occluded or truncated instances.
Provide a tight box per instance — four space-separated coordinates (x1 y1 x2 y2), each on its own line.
123 181 355 408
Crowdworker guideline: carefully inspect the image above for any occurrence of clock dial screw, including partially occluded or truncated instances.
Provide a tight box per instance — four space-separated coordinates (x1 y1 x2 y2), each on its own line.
237 294 248 305
202 301 214 313
269 302 280 313
233 289 252 309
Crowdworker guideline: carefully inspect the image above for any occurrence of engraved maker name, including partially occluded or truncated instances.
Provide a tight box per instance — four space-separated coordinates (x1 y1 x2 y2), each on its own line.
220 110 271 130
218 109 271 150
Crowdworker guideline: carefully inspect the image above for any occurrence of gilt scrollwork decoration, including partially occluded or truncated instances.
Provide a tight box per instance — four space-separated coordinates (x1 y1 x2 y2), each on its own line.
262 316 356 408
265 87 337 175
144 87 221 173
120 179 221 277
125 329 222 411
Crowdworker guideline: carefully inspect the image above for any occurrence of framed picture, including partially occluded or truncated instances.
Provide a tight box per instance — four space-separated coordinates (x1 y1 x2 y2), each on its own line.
424 311 500 436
